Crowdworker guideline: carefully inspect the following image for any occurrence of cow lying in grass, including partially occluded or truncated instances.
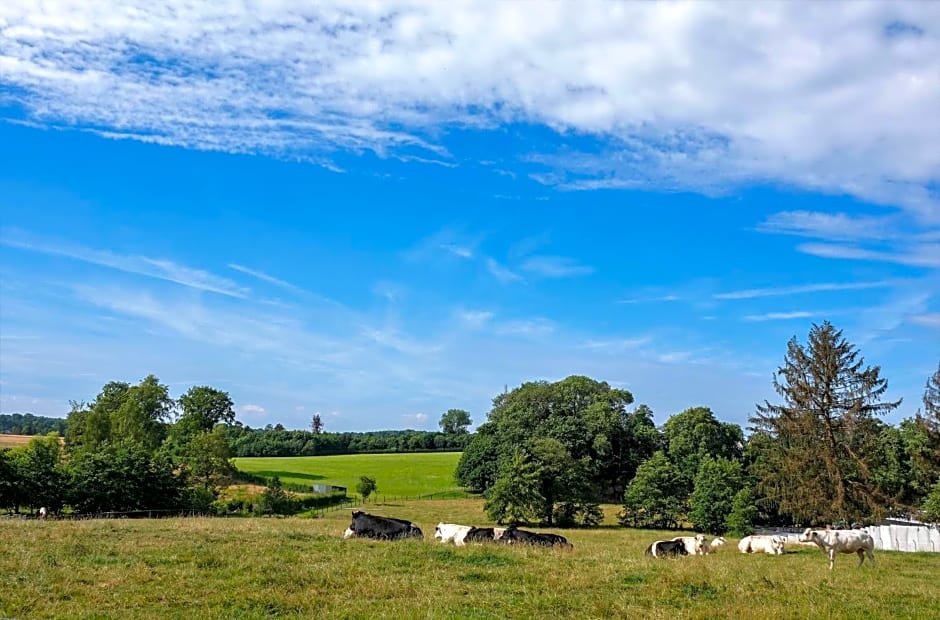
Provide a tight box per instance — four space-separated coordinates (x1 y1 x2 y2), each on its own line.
644 539 689 558
672 534 707 555
434 523 473 546
497 526 572 547
344 511 423 540
738 535 785 555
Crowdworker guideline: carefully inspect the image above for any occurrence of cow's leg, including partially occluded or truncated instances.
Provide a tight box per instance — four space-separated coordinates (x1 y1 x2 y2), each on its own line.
867 548 875 566
856 549 865 567
829 550 835 570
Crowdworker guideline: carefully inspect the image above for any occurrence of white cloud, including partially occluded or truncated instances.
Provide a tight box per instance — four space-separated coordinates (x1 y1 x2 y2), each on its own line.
797 242 940 268
743 311 815 322
237 403 266 417
618 295 682 304
485 258 523 284
757 211 899 241
521 255 594 278
2 230 249 297
715 281 894 300
228 263 308 295
457 310 494 328
0 2 937 217
909 313 940 329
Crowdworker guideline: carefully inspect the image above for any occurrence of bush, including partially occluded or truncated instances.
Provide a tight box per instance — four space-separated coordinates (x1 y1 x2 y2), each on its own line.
255 477 300 515
922 478 940 522
726 487 758 536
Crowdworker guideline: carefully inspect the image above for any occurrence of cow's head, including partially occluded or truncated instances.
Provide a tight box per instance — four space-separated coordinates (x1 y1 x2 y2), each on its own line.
694 534 707 551
799 528 817 543
342 527 356 539
351 510 364 519
434 523 444 540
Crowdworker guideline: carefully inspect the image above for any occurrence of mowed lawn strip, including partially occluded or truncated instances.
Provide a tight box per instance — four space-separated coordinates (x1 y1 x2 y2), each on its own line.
233 452 464 497
2 499 938 620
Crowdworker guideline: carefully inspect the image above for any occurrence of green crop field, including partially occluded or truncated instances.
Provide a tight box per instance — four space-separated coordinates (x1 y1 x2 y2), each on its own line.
233 452 465 498
2 499 938 619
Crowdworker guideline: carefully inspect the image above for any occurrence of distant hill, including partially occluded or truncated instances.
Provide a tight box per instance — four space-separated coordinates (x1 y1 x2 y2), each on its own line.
0 413 66 436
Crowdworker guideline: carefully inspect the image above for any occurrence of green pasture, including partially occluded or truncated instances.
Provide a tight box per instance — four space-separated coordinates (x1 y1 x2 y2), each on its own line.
233 452 465 498
3 499 938 619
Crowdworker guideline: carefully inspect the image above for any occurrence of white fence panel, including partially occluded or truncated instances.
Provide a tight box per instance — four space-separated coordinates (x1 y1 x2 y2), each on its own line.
862 524 940 553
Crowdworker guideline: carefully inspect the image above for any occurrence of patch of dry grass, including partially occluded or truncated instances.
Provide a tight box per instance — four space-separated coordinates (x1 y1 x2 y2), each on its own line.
2 499 938 619
0 434 46 448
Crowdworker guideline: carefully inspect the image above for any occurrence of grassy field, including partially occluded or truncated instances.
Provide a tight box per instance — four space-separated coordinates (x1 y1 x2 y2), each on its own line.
234 452 465 498
2 499 938 619
0 434 38 448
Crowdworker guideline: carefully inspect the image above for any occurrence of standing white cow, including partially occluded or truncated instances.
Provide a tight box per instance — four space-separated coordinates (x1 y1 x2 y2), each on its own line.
38 507 48 520
738 535 785 555
800 528 875 570
434 523 473 546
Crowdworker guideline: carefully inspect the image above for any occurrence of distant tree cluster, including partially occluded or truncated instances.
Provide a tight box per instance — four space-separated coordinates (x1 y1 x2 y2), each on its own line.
457 322 940 531
1 376 237 515
0 413 66 436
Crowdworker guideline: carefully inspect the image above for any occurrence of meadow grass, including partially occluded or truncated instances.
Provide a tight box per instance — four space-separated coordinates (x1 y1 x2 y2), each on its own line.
0 434 44 448
233 452 465 498
3 499 938 619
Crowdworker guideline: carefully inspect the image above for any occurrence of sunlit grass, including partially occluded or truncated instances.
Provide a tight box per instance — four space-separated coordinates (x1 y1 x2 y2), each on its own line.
233 452 464 497
3 499 938 619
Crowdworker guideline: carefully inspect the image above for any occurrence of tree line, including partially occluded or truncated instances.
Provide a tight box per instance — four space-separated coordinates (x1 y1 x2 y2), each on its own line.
2 416 473 458
457 322 940 532
0 413 66 436
224 425 471 457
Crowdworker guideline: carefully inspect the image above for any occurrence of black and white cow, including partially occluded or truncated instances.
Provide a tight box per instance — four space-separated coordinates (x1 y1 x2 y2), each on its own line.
644 539 689 558
463 527 499 543
497 526 571 547
344 511 423 540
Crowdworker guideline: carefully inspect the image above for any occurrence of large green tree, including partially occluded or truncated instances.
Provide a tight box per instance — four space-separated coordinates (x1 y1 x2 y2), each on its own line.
750 321 901 525
13 434 67 512
439 408 472 434
458 376 651 520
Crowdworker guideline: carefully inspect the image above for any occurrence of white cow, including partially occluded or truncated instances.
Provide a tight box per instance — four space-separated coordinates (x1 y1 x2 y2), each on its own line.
672 534 708 555
703 536 725 554
434 522 473 546
738 535 785 555
800 528 875 570
38 507 48 520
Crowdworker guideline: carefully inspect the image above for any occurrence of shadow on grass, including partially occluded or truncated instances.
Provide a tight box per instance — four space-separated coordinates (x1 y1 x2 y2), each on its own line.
250 471 327 482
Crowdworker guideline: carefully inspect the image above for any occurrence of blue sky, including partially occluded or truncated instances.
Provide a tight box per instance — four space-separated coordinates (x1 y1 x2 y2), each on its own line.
1 2 938 431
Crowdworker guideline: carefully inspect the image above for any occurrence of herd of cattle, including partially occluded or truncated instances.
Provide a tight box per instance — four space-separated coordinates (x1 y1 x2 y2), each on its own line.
343 511 877 570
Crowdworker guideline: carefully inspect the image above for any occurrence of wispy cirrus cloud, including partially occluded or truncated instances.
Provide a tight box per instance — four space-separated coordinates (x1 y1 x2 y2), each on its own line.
715 280 894 300
1 2 937 218
756 211 898 241
228 263 307 295
485 257 523 284
743 311 816 322
909 313 940 329
521 255 594 278
2 230 249 297
797 242 940 268
618 295 682 305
